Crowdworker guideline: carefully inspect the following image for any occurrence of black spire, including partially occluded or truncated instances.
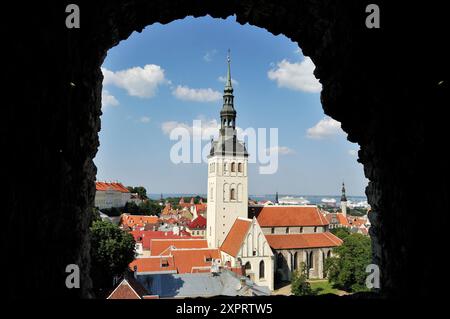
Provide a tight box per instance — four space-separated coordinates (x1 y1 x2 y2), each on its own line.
220 49 236 134
341 182 347 202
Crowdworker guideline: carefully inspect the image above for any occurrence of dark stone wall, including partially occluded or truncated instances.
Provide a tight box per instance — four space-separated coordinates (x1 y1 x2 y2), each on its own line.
3 0 448 298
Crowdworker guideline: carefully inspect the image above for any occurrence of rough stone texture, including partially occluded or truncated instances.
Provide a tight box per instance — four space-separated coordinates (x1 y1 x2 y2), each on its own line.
3 0 448 298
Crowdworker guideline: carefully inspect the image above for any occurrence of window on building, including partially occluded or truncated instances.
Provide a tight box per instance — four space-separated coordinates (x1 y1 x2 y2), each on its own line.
223 163 228 172
259 260 265 279
231 162 236 172
300 227 303 233
277 253 284 269
314 226 317 233
230 188 236 200
308 251 314 269
271 227 275 234
285 227 289 234
238 162 243 172
253 250 257 256
293 252 298 270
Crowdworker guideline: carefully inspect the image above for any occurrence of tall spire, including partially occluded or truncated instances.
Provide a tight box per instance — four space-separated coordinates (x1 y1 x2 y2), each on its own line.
226 49 233 90
220 49 236 133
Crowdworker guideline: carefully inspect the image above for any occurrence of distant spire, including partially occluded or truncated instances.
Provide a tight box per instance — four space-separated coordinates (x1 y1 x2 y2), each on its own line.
341 182 347 202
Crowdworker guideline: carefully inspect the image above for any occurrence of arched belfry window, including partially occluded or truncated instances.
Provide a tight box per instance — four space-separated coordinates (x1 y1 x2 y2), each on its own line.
238 163 242 173
259 260 265 279
230 188 236 200
231 162 236 172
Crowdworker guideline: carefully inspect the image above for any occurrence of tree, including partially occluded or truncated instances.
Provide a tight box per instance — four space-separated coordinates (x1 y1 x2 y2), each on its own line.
291 262 313 296
90 220 136 296
139 199 162 215
326 233 372 292
126 186 148 200
331 227 351 240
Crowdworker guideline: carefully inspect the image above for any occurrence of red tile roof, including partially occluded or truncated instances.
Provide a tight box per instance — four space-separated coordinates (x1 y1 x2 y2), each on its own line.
107 278 148 299
220 218 252 257
195 203 207 213
129 256 176 273
265 232 342 249
96 181 130 193
188 215 207 229
120 214 159 229
150 238 208 256
250 206 329 227
131 230 192 250
325 213 350 226
170 248 221 274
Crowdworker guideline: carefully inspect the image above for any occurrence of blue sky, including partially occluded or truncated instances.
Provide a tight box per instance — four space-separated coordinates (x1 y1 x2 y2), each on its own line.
95 16 368 196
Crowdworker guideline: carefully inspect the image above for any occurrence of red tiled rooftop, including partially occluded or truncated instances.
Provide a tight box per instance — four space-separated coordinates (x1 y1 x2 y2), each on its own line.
150 238 208 256
188 215 207 229
170 248 221 274
96 181 130 193
131 230 192 250
265 232 342 249
129 256 176 273
120 214 159 228
220 218 252 257
250 206 329 227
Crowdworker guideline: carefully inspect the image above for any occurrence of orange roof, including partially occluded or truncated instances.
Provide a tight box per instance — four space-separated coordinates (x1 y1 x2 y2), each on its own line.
170 248 220 274
120 214 159 228
129 256 176 273
220 218 252 257
150 239 208 256
325 213 350 226
107 278 149 299
95 181 130 193
265 232 342 249
250 206 329 227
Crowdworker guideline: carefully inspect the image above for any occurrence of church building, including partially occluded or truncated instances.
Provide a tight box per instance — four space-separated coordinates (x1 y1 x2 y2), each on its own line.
207 52 342 291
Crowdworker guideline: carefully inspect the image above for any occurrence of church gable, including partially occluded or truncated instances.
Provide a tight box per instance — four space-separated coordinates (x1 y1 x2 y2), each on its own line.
239 217 273 258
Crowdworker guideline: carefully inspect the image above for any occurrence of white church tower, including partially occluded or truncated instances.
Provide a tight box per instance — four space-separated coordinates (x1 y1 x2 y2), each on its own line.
207 51 249 248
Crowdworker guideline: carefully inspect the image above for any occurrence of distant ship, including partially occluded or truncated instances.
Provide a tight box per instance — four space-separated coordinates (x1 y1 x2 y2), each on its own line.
321 198 337 206
278 196 310 205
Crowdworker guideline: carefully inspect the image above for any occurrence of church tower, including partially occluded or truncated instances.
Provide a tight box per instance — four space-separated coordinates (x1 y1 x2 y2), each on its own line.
207 51 249 248
340 182 348 217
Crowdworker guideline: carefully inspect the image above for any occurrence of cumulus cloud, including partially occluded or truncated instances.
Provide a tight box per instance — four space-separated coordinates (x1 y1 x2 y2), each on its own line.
307 117 344 139
268 57 322 93
101 90 119 108
161 118 220 140
139 116 151 124
203 49 218 62
102 65 168 98
265 146 295 155
218 76 239 86
172 85 222 102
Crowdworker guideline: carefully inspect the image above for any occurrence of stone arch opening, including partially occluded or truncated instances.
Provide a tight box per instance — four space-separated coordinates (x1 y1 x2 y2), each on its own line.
6 1 449 300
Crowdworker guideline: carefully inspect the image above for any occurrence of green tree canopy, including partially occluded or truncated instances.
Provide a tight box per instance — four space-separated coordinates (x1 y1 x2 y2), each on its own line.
90 220 136 295
127 186 148 199
331 227 351 240
291 262 313 296
325 233 372 293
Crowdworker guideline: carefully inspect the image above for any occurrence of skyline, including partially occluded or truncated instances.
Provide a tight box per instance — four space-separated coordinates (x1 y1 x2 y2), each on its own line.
95 16 368 196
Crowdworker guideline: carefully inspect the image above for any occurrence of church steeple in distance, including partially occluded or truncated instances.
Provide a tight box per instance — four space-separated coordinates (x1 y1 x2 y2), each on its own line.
220 49 236 134
341 182 347 202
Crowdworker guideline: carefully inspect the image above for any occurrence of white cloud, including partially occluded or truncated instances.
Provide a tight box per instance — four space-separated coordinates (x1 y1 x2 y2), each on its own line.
268 57 322 93
348 149 358 157
218 76 239 86
307 117 344 139
203 49 218 62
101 90 119 108
172 85 222 102
161 118 220 140
265 146 295 155
139 116 151 124
102 65 168 98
